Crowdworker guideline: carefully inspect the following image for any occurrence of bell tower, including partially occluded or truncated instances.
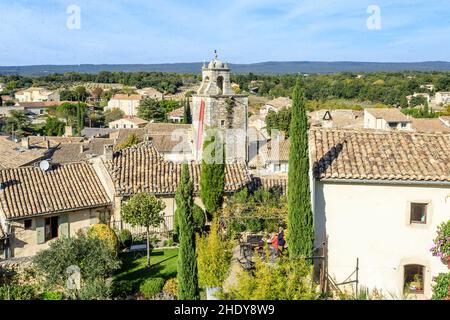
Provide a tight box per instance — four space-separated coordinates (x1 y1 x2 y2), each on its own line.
192 51 248 163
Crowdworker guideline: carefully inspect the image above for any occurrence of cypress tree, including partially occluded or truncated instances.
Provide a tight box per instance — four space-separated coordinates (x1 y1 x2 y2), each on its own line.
287 78 314 259
200 130 225 217
183 97 192 124
176 164 200 300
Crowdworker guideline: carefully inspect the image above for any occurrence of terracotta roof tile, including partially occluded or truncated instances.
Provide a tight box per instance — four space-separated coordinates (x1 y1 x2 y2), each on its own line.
0 162 111 219
107 143 251 196
310 128 450 182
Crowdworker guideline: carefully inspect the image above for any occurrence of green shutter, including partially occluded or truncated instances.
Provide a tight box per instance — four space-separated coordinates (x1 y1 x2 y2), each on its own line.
59 214 69 238
36 218 45 244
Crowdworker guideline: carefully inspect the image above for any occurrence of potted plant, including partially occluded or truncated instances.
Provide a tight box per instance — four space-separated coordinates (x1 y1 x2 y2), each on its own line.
430 220 450 266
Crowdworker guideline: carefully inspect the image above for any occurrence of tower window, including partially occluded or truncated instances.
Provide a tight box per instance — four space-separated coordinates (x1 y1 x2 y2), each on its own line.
217 76 224 94
220 120 225 127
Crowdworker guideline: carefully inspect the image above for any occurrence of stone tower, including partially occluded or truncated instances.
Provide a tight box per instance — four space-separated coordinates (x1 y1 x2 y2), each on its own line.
192 51 248 163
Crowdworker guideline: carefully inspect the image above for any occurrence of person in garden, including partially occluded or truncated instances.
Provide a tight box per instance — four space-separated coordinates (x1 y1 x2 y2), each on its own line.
277 227 286 256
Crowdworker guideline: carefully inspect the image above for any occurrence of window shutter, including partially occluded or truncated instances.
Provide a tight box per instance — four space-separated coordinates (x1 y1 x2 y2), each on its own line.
36 218 45 244
59 214 69 238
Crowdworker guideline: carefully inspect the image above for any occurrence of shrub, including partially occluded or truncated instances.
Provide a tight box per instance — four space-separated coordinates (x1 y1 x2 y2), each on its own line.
76 279 112 300
33 233 121 290
88 224 120 256
117 229 132 249
162 278 178 298
225 255 318 300
163 238 174 247
139 278 165 299
41 291 64 300
111 280 133 299
0 284 37 300
197 220 233 288
432 273 450 300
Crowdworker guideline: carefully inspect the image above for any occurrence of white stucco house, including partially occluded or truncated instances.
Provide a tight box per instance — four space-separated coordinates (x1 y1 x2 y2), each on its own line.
435 92 450 105
104 94 142 116
310 128 450 299
259 97 292 116
364 108 412 131
15 87 60 103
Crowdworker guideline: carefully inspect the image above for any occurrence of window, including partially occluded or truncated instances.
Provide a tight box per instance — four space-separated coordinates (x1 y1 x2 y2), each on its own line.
274 164 281 172
404 264 424 294
410 203 427 224
45 216 59 241
220 120 225 127
24 219 32 230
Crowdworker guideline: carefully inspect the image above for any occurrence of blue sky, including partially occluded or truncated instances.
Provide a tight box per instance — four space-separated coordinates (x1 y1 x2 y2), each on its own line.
1 0 449 65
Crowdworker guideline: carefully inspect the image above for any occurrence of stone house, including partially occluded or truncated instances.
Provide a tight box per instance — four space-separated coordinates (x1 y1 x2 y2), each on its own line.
310 128 450 299
0 162 112 258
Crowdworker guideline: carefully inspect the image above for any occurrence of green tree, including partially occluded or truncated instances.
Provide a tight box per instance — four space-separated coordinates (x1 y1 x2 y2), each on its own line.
104 108 124 124
176 164 200 300
138 98 167 122
115 133 141 151
287 78 314 259
4 110 31 138
121 193 165 268
183 98 192 124
199 130 225 217
44 116 65 136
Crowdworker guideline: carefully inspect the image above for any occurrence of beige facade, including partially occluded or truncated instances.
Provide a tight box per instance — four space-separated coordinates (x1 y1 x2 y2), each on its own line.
8 207 110 258
105 94 142 116
435 92 450 105
314 181 450 299
363 108 412 131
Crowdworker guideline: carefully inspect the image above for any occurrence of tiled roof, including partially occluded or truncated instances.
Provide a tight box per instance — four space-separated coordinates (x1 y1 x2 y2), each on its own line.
0 137 51 169
0 162 111 219
48 138 115 164
411 118 450 133
168 107 184 118
310 128 450 182
248 138 289 168
265 97 292 110
17 101 76 108
107 143 251 196
146 123 191 133
365 108 411 122
111 94 141 101
251 176 288 195
110 116 148 126
308 109 364 129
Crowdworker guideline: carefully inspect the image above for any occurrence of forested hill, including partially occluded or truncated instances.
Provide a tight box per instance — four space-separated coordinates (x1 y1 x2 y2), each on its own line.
1 61 450 75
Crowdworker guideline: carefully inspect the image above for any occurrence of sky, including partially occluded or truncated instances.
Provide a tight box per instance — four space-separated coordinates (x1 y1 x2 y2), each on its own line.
1 0 450 65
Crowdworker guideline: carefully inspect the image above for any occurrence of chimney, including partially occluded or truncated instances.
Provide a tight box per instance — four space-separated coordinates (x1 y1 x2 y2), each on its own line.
103 144 113 161
21 137 30 149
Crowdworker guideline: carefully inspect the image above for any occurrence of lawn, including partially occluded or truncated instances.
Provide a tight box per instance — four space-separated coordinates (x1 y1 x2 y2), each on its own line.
114 248 178 292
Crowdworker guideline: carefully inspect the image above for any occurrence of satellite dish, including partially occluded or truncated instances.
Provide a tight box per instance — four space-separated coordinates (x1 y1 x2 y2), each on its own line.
39 160 51 172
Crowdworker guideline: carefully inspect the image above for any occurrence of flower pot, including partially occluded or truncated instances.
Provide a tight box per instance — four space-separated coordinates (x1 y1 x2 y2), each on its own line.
206 287 220 300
